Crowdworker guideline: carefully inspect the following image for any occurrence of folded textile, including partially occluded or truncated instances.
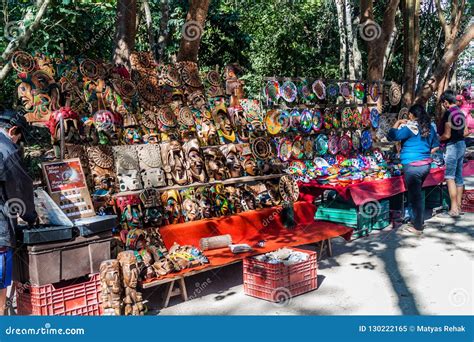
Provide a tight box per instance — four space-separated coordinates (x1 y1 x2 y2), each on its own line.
253 247 309 265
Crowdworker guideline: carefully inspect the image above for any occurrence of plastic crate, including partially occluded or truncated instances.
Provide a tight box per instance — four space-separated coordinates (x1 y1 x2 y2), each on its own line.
315 199 390 238
16 273 103 316
243 248 317 302
461 190 474 213
424 186 450 210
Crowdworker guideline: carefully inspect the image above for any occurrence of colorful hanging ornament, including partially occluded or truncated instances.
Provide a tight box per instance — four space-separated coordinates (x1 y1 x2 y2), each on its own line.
328 134 339 155
352 130 361 150
290 109 300 131
323 108 333 130
354 82 365 100
265 109 282 135
340 82 352 100
279 110 292 132
370 107 380 128
368 82 381 102
265 80 280 102
281 80 297 103
389 82 402 106
338 134 353 156
341 107 353 128
361 106 371 127
361 130 373 150
299 80 315 102
278 138 293 162
312 108 323 132
314 134 328 155
312 80 326 100
299 109 313 133
327 83 339 101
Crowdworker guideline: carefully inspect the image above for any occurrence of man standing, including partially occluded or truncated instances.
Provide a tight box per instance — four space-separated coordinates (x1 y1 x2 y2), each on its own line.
0 109 37 315
439 90 469 217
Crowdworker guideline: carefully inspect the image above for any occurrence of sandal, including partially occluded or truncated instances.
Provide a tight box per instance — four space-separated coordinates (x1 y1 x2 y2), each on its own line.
401 225 423 236
438 211 461 218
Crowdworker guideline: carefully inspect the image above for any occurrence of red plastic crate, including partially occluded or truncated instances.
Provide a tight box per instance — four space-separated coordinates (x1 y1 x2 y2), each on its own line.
243 248 318 302
461 190 474 213
16 273 103 316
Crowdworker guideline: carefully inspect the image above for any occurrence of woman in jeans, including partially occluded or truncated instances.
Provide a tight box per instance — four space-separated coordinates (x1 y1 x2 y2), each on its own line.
388 104 440 235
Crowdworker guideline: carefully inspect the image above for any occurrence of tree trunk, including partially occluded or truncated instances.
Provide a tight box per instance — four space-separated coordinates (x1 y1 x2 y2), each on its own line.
335 0 347 78
157 0 170 62
383 26 398 74
113 0 137 68
0 0 51 83
361 0 400 82
401 0 420 107
344 0 356 79
352 15 363 79
142 0 156 60
177 0 211 62
416 24 474 104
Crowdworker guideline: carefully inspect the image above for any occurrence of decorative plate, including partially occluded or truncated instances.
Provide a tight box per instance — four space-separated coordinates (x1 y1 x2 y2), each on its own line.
323 108 333 130
370 108 380 128
88 146 114 169
324 154 336 166
79 59 99 79
299 109 313 133
340 82 352 100
312 80 326 100
332 109 341 128
291 138 304 160
389 82 402 106
361 130 373 150
369 82 381 102
354 82 365 100
11 51 35 73
352 130 361 150
312 109 323 131
207 70 222 87
338 135 353 156
241 99 262 124
314 134 328 155
341 107 353 128
290 109 300 131
398 107 409 120
137 75 161 104
278 138 293 162
178 106 195 127
361 106 371 127
352 107 362 127
303 137 314 159
288 160 307 176
327 83 339 99
157 106 177 129
279 175 300 202
299 80 315 102
162 65 182 87
265 80 280 102
180 62 202 88
279 110 292 132
281 81 297 102
265 110 282 135
328 135 339 155
251 137 272 160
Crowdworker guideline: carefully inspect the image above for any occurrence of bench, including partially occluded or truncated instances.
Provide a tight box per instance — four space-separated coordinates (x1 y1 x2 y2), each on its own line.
140 201 353 307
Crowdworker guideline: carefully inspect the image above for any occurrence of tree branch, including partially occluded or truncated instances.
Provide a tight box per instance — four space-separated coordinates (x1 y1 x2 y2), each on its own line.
416 24 474 104
434 0 450 40
0 0 51 84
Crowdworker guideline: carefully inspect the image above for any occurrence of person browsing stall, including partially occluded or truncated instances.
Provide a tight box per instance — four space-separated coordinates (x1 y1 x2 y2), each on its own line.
388 104 439 235
0 109 37 315
439 90 469 218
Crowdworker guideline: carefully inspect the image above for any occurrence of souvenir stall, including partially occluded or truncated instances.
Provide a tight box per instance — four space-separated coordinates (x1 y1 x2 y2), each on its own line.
261 76 474 235
10 51 353 316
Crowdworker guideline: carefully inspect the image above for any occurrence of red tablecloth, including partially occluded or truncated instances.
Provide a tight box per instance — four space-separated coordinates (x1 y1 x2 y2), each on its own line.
299 160 474 206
